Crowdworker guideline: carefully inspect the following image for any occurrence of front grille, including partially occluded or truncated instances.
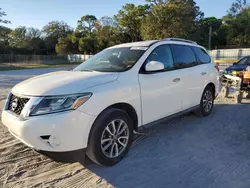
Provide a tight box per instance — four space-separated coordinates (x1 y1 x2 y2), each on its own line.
8 94 29 115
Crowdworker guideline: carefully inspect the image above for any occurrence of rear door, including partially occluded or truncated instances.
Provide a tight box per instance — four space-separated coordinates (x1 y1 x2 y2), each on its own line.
191 46 216 98
170 44 205 110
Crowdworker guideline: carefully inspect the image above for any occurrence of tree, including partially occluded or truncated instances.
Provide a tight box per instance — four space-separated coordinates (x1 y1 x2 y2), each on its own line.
141 0 204 40
42 21 73 54
145 0 170 5
228 0 248 16
76 15 97 35
222 0 250 46
0 26 12 53
95 18 125 51
26 28 46 54
197 17 227 48
5 0 250 54
99 16 118 27
78 37 97 54
26 27 41 39
8 26 46 54
56 34 78 55
0 8 10 24
8 26 28 49
55 32 80 55
75 15 98 54
224 8 250 45
115 4 150 42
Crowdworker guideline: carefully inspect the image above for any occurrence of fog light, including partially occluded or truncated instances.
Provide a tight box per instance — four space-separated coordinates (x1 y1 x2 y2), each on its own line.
48 136 61 147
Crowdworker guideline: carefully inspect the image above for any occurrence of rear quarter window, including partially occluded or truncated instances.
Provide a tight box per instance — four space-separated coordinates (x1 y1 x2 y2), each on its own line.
192 47 211 64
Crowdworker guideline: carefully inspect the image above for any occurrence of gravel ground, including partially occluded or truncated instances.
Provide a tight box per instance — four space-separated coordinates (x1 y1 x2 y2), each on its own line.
1 67 250 188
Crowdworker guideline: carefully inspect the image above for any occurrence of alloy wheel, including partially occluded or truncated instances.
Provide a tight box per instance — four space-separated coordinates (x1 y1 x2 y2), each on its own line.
203 90 213 112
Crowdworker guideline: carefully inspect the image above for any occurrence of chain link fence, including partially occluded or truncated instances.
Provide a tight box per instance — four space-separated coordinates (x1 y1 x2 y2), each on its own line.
0 54 92 64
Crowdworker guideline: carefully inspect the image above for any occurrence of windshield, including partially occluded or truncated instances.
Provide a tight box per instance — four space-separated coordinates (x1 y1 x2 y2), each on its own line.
73 47 146 72
236 57 249 65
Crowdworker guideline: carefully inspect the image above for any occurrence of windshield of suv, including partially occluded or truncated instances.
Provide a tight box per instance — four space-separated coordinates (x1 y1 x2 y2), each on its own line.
73 47 146 72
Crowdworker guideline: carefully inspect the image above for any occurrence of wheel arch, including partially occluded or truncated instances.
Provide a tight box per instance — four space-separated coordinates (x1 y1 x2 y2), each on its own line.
206 82 216 98
87 102 139 149
103 103 139 131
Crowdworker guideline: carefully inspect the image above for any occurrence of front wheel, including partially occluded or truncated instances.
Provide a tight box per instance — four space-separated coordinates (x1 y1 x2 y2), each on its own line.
195 86 214 117
86 108 133 166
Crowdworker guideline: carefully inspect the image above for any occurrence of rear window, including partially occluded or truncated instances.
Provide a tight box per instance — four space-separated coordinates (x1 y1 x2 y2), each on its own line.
192 47 211 64
171 44 197 69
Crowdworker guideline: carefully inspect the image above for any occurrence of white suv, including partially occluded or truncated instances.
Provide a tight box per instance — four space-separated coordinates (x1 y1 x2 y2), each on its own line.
2 38 219 166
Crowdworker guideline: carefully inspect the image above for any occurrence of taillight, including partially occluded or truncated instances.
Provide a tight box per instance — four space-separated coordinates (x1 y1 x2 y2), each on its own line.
214 65 220 72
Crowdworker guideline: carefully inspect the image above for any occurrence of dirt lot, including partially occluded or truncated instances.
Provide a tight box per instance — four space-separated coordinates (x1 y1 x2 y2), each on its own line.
1 68 250 188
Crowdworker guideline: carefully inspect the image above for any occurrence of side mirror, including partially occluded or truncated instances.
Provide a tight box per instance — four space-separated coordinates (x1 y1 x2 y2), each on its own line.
145 61 164 72
233 62 237 65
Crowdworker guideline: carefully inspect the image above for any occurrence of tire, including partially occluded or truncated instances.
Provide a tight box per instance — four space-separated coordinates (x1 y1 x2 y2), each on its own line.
86 108 133 167
221 86 229 98
195 85 214 117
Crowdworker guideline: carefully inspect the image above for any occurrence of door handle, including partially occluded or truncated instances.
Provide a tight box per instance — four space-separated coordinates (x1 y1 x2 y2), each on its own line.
173 78 180 82
201 72 207 75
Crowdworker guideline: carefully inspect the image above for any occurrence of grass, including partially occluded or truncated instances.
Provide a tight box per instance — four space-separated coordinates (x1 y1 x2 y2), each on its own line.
0 62 81 71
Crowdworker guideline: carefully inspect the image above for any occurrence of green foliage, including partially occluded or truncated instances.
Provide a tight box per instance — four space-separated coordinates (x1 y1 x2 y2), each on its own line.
141 0 204 40
0 8 10 25
0 26 12 53
114 4 150 42
228 0 247 16
9 27 28 49
196 17 227 48
94 17 126 51
79 37 98 54
223 8 250 46
42 21 73 54
2 0 250 55
56 34 78 55
8 26 46 54
77 15 97 36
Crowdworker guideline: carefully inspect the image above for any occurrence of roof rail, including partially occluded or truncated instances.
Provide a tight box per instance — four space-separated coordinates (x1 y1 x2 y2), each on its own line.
163 38 197 44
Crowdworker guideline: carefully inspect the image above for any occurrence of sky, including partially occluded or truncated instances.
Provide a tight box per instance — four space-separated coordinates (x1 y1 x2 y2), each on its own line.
1 0 234 29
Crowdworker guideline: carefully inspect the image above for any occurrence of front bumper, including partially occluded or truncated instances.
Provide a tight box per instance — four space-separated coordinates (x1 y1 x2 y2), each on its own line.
36 148 87 163
1 109 96 152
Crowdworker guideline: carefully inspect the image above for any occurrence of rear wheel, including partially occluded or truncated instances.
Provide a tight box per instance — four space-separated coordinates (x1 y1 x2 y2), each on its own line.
195 86 214 117
86 108 133 166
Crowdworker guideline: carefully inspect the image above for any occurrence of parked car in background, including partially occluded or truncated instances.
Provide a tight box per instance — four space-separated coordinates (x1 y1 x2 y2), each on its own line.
1 38 219 166
225 56 250 73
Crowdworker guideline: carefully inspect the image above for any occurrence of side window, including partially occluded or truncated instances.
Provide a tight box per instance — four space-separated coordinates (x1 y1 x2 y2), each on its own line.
192 46 211 64
171 44 197 69
146 45 174 71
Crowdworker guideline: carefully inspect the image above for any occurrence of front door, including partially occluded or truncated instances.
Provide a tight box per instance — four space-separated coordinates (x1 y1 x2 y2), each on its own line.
138 44 183 125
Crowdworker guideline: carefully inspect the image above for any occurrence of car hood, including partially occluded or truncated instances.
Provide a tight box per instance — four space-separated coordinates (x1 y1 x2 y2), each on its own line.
12 71 119 96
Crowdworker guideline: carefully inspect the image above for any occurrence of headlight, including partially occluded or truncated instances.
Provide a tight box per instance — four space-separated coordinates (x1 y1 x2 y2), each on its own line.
30 93 92 116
